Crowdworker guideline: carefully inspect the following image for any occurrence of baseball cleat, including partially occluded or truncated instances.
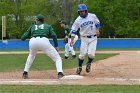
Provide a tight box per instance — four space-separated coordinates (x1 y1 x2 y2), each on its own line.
76 67 82 75
86 63 91 73
58 72 64 79
64 56 69 59
22 71 28 79
72 55 76 59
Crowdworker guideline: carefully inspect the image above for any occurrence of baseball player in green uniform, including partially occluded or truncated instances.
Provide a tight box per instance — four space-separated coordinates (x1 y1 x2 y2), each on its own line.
60 21 78 59
21 14 64 79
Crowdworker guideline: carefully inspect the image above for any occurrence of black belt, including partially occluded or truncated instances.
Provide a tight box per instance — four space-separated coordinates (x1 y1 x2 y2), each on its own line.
82 35 96 38
33 36 46 38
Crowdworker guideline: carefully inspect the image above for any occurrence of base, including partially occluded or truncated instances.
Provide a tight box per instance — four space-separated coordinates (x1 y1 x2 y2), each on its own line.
60 75 84 80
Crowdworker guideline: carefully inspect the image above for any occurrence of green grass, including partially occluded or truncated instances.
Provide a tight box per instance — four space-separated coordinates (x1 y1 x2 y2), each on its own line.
0 85 140 93
0 53 118 72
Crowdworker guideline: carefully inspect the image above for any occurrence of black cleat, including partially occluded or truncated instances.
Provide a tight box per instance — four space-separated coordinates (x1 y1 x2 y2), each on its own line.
22 71 28 79
72 55 76 59
58 72 64 79
76 67 82 75
86 63 91 73
64 56 69 59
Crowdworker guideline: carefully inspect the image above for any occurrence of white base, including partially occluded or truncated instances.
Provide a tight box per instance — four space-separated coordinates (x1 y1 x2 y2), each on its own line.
61 75 84 80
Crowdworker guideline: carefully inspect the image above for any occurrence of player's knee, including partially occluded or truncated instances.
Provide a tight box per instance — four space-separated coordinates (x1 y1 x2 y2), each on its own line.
79 55 85 60
57 57 62 63
88 54 95 59
55 55 62 63
28 54 36 60
29 53 36 57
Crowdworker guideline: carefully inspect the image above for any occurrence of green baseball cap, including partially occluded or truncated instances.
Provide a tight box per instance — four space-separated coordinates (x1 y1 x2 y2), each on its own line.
59 20 66 24
36 14 44 19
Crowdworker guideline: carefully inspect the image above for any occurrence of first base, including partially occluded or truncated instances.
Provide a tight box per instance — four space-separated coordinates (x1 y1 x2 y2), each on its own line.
60 75 84 80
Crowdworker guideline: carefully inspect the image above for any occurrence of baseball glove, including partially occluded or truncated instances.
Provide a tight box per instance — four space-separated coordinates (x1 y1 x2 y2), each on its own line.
64 37 68 43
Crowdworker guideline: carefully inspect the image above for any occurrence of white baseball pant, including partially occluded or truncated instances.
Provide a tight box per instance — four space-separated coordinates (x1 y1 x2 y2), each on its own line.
24 37 63 73
79 36 97 60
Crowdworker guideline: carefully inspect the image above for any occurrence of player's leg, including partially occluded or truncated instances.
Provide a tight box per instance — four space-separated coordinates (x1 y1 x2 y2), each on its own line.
65 43 69 59
69 46 76 59
41 38 64 79
43 46 64 78
23 49 37 79
23 38 38 79
86 39 97 73
76 37 87 75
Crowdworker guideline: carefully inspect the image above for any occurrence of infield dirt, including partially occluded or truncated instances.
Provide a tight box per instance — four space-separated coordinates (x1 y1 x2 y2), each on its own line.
0 51 140 85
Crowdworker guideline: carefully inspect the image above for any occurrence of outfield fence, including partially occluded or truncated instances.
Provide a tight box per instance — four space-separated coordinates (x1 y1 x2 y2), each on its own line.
0 39 140 50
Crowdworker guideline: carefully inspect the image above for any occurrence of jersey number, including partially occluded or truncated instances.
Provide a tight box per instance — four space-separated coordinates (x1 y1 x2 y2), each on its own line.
91 26 93 30
35 24 44 30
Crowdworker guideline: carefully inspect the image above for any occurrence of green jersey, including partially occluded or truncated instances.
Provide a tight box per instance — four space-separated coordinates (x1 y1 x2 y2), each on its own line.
63 25 71 38
21 22 58 47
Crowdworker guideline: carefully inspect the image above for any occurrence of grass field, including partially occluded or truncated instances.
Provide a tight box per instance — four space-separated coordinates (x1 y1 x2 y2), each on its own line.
0 53 118 72
0 52 140 92
0 85 140 93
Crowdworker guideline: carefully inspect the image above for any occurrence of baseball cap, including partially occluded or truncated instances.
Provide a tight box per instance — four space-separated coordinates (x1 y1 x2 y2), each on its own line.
36 14 44 19
59 20 66 24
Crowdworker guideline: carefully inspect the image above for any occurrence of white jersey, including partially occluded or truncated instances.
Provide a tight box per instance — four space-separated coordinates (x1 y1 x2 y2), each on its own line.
71 13 100 36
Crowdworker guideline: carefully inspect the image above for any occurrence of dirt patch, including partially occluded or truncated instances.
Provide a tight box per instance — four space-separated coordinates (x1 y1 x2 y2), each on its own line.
0 51 140 85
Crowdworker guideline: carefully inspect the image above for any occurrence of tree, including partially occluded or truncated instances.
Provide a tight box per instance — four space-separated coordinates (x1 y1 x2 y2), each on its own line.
0 0 139 39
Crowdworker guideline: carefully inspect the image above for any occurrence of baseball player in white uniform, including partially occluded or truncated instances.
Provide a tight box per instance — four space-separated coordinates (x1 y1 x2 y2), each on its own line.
70 4 100 75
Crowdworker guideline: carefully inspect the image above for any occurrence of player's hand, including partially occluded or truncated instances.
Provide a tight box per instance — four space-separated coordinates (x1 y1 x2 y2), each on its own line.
96 29 100 37
70 41 74 47
64 37 68 43
65 35 68 39
55 47 59 52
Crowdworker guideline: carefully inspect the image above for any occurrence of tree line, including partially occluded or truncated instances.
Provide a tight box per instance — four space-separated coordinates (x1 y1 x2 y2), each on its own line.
0 0 139 39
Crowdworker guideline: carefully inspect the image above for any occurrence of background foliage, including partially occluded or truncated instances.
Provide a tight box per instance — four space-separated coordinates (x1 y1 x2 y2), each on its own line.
0 0 139 38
